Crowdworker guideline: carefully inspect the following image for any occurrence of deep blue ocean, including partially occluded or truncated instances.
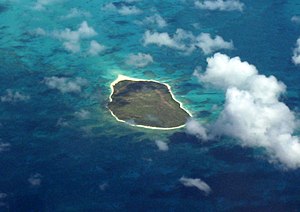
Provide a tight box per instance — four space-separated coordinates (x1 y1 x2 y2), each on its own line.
1 0 300 211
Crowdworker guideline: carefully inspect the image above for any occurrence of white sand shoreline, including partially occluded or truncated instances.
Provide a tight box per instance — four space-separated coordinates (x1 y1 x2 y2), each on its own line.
108 74 192 130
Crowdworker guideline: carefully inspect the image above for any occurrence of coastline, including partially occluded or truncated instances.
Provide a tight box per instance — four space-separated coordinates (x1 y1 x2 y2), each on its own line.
108 74 192 130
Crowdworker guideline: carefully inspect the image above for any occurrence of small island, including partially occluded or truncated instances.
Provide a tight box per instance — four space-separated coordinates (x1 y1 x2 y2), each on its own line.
108 75 192 130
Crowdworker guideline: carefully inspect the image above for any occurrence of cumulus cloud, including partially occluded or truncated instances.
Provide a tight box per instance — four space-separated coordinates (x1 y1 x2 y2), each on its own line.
28 173 42 186
102 3 142 15
99 182 109 191
32 27 47 36
195 0 244 11
200 53 258 89
36 22 102 54
88 40 105 56
44 76 88 93
0 193 7 208
0 142 10 152
125 0 141 2
196 33 233 54
185 119 208 140
141 14 167 28
61 8 91 19
179 176 212 195
33 0 59 11
74 109 90 119
143 29 233 54
56 117 70 127
126 53 153 67
52 21 97 53
0 193 7 199
118 5 141 15
197 53 300 169
63 41 80 53
143 29 194 52
1 89 30 103
155 140 169 151
292 38 300 65
291 16 300 24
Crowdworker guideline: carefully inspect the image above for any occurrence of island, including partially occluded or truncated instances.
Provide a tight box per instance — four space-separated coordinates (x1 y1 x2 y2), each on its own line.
108 75 192 130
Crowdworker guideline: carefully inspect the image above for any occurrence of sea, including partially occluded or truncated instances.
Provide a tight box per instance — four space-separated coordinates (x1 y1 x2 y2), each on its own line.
0 0 300 211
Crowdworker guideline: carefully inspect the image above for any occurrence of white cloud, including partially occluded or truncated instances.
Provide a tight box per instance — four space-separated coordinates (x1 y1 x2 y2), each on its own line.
125 0 141 2
179 176 212 195
44 76 88 93
56 118 70 127
196 33 233 55
1 89 30 103
52 21 97 53
102 3 142 15
143 30 183 49
33 0 60 11
195 0 244 11
63 41 80 53
88 40 105 56
0 193 7 199
126 53 153 68
101 2 116 11
0 192 7 207
99 182 109 191
0 143 10 152
35 22 100 54
143 29 233 54
74 109 90 119
0 192 7 208
61 8 91 19
33 27 47 36
69 21 97 38
200 53 258 89
292 38 300 65
197 53 300 169
118 5 141 15
28 173 42 186
291 16 300 24
155 140 169 151
185 119 208 140
53 21 97 41
142 14 167 28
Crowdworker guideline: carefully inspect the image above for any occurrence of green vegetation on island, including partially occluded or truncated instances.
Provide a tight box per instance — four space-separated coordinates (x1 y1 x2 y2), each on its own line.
108 79 191 129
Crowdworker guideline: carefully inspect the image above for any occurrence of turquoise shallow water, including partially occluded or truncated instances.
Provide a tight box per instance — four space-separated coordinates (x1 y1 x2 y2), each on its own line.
1 0 300 211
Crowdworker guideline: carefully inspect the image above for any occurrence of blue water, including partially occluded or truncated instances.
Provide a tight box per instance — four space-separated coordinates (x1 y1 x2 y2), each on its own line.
1 0 300 211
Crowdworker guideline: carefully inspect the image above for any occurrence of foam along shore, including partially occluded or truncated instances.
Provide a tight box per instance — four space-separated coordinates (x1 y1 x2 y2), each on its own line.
108 74 192 130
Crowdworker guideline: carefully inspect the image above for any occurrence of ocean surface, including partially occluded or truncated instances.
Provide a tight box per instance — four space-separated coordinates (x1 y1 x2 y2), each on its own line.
1 0 300 211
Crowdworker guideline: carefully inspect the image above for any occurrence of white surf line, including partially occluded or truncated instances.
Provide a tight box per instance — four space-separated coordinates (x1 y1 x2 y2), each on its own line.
108 74 193 130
